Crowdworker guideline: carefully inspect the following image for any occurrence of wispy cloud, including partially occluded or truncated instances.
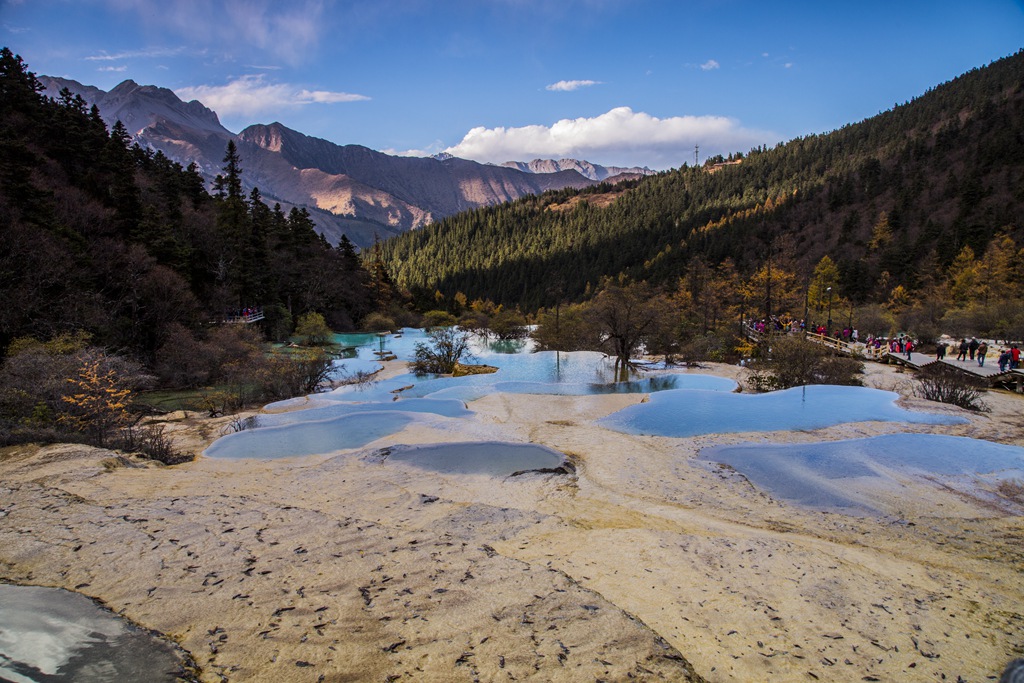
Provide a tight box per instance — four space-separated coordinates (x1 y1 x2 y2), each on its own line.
101 0 326 65
296 88 367 104
85 47 188 61
545 79 601 92
444 106 774 170
175 74 368 118
98 65 128 72
700 59 720 71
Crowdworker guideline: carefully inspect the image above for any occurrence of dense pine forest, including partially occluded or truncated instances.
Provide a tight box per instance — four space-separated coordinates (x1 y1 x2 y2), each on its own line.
0 47 405 359
0 48 405 453
379 49 1024 342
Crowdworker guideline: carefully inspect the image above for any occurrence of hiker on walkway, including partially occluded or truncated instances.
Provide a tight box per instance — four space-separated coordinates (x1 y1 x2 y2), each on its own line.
977 341 988 367
968 337 980 361
905 337 914 360
936 341 947 360
999 348 1011 372
957 338 968 361
1012 345 1021 369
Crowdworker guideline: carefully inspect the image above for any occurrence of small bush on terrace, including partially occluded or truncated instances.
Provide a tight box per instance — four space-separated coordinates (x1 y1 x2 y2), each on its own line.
747 334 863 392
410 327 472 375
914 363 989 412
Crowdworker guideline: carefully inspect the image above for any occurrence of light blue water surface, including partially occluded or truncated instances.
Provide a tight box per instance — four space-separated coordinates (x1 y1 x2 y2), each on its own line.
257 398 472 427
210 331 968 461
211 330 737 459
328 357 382 380
324 330 738 401
699 434 1024 513
380 441 566 476
204 412 417 459
598 384 967 437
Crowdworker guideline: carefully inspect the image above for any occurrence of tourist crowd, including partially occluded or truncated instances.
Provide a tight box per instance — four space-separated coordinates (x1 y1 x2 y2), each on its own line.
746 316 1021 373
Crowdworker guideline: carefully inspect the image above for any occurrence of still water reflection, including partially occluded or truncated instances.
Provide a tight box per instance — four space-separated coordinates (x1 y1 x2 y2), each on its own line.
698 434 1024 514
376 441 567 476
598 385 966 437
0 584 185 683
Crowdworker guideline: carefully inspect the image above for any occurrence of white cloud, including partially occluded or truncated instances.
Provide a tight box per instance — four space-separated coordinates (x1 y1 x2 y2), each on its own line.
444 106 774 170
545 79 601 92
382 142 446 158
700 59 720 71
98 65 128 72
175 75 368 117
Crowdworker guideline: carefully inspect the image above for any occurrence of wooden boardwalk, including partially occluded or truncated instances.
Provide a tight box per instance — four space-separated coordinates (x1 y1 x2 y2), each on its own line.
742 323 1024 391
883 350 1024 390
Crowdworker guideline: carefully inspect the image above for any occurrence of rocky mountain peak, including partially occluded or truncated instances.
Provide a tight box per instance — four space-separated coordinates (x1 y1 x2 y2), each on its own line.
40 76 227 137
499 158 654 182
40 73 635 248
239 122 291 153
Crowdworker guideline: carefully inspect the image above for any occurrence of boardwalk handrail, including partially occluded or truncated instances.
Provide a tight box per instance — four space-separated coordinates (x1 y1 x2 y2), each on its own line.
222 307 265 324
743 321 876 358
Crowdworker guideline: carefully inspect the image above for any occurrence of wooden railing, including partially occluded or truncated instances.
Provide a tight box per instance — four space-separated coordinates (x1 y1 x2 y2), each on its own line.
743 321 881 359
223 308 265 324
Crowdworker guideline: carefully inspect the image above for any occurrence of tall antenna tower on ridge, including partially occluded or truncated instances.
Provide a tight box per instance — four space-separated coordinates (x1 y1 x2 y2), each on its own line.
694 144 699 167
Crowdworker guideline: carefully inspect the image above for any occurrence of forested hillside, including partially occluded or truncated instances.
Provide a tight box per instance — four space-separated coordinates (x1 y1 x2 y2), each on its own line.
0 47 398 361
380 50 1024 319
0 47 415 453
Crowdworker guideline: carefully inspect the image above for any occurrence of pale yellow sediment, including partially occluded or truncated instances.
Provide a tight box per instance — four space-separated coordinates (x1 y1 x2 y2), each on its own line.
0 360 1021 682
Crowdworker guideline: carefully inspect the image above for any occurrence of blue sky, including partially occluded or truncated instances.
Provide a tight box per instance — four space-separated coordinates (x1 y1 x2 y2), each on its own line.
3 0 1023 170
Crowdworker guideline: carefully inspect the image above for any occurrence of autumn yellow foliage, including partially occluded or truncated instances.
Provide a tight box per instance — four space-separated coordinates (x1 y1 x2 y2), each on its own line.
60 355 133 446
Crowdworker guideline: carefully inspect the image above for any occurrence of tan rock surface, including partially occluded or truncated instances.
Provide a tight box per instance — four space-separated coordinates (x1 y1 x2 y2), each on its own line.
1 361 1022 682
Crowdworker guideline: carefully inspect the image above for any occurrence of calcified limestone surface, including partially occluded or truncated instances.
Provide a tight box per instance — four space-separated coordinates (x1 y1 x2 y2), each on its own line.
1 361 1021 682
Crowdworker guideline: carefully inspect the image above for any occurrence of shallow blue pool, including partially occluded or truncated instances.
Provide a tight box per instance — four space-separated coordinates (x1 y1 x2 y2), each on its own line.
331 330 737 397
379 441 567 476
598 385 966 437
205 411 418 459
212 333 738 459
329 357 382 381
319 351 736 404
257 398 472 427
699 433 1024 513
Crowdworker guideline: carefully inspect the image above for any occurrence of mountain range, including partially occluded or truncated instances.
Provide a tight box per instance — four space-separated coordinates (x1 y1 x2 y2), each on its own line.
38 76 651 248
